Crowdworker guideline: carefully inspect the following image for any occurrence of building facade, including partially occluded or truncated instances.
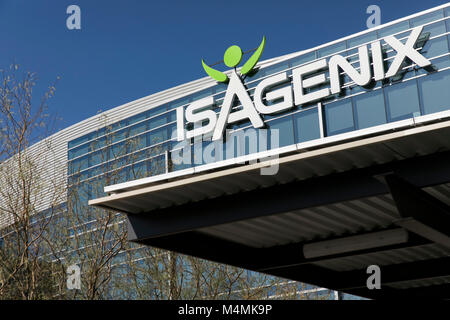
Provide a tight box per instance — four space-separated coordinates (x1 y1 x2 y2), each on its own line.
2 3 450 299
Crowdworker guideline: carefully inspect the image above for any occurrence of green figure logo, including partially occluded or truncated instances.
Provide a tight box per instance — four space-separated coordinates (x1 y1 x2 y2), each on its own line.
202 36 266 82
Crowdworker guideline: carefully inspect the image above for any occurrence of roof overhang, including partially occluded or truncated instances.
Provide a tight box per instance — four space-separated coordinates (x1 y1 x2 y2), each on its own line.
89 115 450 299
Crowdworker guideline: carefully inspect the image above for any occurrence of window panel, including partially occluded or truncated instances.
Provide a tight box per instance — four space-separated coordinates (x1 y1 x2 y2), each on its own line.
68 143 90 160
263 62 289 76
377 21 410 38
68 135 89 149
89 150 104 168
289 51 316 68
347 31 377 48
267 115 294 148
410 10 444 27
110 127 128 143
147 127 168 146
419 54 450 73
128 112 147 126
318 41 346 58
324 99 354 135
147 104 167 118
148 114 168 130
129 121 147 138
418 69 450 114
90 136 106 152
190 88 215 101
167 97 190 111
385 80 420 121
69 155 89 174
294 108 321 143
130 161 147 180
418 22 448 60
353 90 386 129
148 155 166 176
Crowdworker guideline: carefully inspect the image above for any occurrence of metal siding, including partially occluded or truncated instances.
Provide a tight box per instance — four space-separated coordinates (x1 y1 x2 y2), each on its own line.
199 194 401 248
311 243 450 272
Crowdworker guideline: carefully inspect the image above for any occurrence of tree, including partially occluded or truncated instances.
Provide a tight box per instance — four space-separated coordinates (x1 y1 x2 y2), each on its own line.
0 64 63 299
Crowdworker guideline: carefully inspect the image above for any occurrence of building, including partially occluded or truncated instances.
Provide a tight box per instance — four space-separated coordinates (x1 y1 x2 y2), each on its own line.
2 3 450 299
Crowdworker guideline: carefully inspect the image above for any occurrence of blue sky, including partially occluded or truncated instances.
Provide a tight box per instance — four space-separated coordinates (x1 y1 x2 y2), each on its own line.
0 0 447 131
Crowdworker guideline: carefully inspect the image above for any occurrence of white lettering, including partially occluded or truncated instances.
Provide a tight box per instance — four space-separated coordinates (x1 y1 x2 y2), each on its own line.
254 72 293 114
293 59 330 105
329 45 372 94
212 71 264 141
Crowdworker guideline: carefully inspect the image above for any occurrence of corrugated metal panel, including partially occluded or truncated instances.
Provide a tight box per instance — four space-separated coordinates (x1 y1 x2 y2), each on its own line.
311 243 450 272
386 275 450 289
423 184 450 206
199 194 400 248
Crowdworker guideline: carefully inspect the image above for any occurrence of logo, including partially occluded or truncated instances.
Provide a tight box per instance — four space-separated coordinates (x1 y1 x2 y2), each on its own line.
201 36 266 83
177 27 431 142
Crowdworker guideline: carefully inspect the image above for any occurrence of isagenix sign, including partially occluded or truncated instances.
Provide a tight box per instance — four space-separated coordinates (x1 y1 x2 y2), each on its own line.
176 26 431 142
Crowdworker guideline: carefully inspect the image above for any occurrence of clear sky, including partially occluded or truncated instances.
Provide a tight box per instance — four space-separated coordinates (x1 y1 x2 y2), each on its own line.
0 0 447 132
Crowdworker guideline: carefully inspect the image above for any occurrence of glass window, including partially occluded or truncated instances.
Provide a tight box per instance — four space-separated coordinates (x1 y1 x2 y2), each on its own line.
191 87 214 101
166 123 177 141
89 150 104 168
114 167 129 184
90 136 106 152
417 22 448 60
87 165 104 179
147 104 167 118
347 31 377 48
384 80 420 121
223 129 259 159
147 142 168 158
110 127 128 143
377 21 410 38
417 55 450 75
418 69 450 115
419 36 448 60
169 141 192 171
147 127 168 146
148 114 168 130
168 109 177 122
423 20 446 37
69 134 89 149
128 135 147 152
294 108 321 143
289 51 316 68
267 115 295 148
129 150 146 163
318 41 346 58
148 155 166 176
167 96 190 111
129 120 147 138
353 90 386 129
108 141 128 160
245 65 266 81
346 47 361 63
69 155 89 174
192 140 214 166
68 143 90 160
128 112 147 126
130 161 147 180
109 119 128 132
324 99 354 135
410 10 444 27
263 61 289 76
